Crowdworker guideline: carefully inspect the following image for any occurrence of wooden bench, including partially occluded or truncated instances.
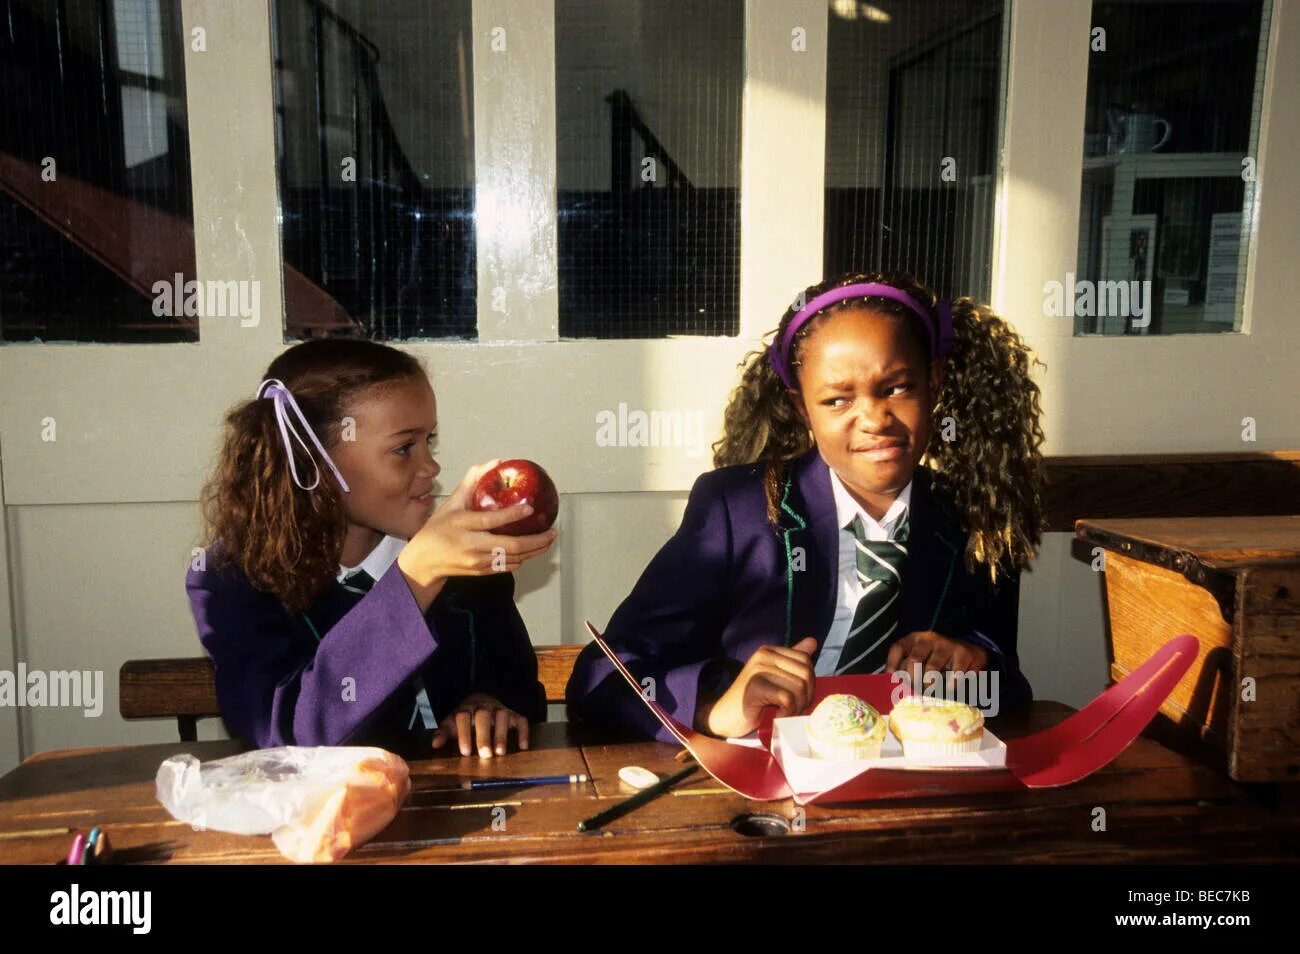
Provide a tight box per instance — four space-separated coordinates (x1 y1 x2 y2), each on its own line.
120 645 584 742
122 451 1300 742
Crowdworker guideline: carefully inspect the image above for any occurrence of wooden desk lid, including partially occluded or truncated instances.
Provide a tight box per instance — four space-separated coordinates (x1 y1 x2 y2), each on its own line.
1076 515 1300 571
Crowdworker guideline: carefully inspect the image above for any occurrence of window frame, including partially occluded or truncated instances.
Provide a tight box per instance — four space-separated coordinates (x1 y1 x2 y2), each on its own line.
1 0 1296 510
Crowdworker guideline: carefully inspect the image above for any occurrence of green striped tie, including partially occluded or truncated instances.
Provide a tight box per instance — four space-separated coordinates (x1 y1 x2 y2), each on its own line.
835 514 909 675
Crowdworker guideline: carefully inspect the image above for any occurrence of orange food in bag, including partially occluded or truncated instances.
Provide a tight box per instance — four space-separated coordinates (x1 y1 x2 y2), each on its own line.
271 750 411 863
156 746 411 863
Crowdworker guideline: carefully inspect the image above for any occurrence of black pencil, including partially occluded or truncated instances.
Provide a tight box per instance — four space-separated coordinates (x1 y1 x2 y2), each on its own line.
576 765 700 832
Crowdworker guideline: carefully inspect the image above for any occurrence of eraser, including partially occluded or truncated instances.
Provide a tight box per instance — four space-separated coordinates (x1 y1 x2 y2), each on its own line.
617 765 661 790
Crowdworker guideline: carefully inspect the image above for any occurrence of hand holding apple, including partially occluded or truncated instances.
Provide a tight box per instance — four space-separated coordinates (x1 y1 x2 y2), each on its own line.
468 459 559 535
396 460 557 612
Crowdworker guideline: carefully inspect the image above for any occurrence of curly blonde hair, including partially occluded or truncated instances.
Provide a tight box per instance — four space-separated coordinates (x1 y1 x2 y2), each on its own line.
712 271 1046 580
199 339 426 613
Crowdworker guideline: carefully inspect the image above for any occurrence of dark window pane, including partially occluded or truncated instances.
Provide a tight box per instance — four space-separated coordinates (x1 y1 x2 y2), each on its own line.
556 0 742 338
824 1 1004 301
1 0 196 344
1076 1 1268 335
272 0 475 340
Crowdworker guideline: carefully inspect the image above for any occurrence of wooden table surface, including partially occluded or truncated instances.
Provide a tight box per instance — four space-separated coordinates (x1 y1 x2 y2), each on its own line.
2 703 1297 864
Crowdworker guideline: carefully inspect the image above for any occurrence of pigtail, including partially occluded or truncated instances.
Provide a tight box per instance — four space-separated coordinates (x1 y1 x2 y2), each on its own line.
925 298 1046 580
712 339 814 525
200 397 347 613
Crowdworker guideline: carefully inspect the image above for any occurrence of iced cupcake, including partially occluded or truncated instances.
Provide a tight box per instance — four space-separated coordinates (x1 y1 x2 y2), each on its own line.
888 695 985 757
807 694 886 760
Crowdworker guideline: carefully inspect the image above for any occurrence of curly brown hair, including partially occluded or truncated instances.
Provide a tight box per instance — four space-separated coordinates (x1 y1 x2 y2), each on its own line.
199 339 426 613
712 271 1046 581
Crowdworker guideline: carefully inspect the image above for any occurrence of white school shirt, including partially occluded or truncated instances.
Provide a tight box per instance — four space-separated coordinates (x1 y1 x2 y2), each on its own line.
338 535 436 730
813 472 913 677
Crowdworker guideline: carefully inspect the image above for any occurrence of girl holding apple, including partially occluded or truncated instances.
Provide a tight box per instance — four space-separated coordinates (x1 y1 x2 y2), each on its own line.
567 271 1045 742
188 339 556 757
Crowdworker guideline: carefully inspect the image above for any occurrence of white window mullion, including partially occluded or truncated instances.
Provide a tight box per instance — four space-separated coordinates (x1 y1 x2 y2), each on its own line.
990 0 1092 336
181 0 284 352
1240 0 1281 335
472 0 559 343
739 0 827 341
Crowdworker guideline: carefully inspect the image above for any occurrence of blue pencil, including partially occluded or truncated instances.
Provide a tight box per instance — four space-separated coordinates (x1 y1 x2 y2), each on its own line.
461 773 588 790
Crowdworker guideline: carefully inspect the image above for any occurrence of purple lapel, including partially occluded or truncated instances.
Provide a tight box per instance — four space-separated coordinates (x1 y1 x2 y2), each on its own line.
899 468 963 634
784 449 839 651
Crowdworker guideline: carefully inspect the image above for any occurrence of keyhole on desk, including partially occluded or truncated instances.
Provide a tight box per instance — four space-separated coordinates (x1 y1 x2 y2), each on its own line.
730 813 791 837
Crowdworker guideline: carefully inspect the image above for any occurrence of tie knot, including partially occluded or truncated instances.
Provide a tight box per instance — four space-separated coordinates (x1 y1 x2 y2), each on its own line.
341 568 376 594
851 514 909 584
850 511 910 546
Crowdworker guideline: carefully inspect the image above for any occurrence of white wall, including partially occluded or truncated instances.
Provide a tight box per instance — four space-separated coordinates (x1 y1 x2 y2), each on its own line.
2 0 1297 773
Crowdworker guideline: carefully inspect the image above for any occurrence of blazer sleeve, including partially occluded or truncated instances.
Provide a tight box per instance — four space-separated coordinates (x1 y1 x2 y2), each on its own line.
444 573 547 724
566 469 733 743
948 564 1034 711
186 558 438 748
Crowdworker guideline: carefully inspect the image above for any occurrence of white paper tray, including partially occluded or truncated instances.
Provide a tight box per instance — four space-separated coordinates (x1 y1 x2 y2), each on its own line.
771 715 1007 795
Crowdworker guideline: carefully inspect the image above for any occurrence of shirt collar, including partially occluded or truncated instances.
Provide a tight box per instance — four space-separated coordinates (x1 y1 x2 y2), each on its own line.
337 534 406 583
828 468 912 537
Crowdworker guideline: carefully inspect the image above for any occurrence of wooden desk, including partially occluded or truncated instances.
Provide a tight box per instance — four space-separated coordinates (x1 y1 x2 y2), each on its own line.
1076 516 1300 784
1 704 1296 863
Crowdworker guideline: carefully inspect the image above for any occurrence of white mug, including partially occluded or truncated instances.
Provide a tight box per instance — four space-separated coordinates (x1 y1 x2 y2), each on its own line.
1115 113 1172 153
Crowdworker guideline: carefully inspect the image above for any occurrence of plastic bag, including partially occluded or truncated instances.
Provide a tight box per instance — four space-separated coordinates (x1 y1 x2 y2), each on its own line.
156 746 410 863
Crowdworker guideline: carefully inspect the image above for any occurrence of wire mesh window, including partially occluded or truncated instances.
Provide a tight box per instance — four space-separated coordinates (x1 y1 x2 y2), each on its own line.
272 0 475 340
1 0 195 344
824 0 1004 303
555 0 742 339
1075 0 1269 335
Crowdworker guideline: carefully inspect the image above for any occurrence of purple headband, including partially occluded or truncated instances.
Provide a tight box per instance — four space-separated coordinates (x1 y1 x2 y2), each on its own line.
768 282 954 390
255 378 351 493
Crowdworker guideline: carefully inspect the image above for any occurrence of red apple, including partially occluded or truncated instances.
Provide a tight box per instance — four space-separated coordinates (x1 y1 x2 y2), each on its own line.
469 459 559 535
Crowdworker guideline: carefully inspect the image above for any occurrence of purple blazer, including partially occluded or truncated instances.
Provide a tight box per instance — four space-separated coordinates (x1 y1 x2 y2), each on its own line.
566 448 1033 743
186 549 546 752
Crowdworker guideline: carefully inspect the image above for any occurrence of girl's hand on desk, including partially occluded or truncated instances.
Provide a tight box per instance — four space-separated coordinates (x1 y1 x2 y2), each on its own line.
431 692 531 758
886 631 988 680
699 637 818 739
